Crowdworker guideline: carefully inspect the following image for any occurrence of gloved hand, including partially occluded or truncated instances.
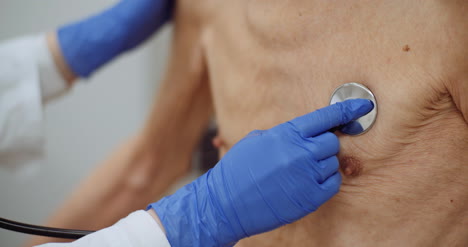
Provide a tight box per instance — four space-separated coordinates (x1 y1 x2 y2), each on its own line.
58 0 173 78
148 99 374 247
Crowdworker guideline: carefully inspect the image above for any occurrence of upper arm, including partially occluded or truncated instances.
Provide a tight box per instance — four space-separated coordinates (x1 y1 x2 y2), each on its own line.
447 79 468 124
440 1 468 124
142 1 213 160
447 2 468 124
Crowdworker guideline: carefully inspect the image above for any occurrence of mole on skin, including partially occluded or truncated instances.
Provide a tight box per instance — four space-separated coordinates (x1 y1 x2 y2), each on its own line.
403 44 410 52
339 156 363 177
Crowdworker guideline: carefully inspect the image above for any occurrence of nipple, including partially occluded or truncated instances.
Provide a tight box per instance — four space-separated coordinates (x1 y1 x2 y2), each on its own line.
339 155 363 177
212 135 224 149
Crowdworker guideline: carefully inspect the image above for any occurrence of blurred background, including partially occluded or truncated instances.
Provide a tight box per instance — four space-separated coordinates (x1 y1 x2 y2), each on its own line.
0 0 171 245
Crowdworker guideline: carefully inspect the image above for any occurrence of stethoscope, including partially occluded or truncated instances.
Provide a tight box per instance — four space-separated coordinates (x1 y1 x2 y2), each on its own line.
0 217 94 239
0 82 377 240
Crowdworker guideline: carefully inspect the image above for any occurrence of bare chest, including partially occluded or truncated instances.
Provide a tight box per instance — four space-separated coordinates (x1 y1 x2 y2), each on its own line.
199 0 466 155
186 1 468 246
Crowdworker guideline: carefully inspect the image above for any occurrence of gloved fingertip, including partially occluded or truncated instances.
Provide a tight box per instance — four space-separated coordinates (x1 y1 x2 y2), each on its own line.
343 99 374 121
363 99 374 113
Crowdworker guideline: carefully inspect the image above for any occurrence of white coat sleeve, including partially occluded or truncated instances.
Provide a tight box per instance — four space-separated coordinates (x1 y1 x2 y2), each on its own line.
0 34 68 173
36 210 171 247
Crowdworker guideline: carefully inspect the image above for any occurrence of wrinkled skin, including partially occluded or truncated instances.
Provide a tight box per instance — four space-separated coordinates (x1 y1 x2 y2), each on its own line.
170 0 468 246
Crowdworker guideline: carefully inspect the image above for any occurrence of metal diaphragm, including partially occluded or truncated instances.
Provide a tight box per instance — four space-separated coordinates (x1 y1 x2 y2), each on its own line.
329 82 377 135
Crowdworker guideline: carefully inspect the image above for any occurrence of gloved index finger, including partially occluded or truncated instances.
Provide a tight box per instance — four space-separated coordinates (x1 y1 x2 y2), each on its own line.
288 99 374 137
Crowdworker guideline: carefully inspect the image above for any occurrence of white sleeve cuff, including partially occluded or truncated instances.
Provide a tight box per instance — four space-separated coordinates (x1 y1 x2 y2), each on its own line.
31 34 69 103
36 210 171 247
0 35 45 174
0 34 69 175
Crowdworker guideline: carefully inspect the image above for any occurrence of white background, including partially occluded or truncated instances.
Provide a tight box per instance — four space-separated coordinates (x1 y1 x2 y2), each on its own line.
0 0 172 245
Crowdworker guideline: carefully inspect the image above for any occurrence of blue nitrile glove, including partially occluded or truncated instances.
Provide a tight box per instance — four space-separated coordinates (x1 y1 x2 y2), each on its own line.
148 99 374 247
58 0 173 78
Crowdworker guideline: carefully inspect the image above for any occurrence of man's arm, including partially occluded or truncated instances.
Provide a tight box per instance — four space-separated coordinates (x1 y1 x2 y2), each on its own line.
447 79 468 124
26 4 212 246
447 3 468 124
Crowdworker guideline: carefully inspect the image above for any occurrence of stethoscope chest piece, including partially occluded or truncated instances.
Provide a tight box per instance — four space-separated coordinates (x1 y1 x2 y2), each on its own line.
329 82 377 135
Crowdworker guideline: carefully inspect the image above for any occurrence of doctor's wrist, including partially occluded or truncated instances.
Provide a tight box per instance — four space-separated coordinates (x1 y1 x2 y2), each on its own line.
46 32 76 85
147 209 166 235
147 171 240 247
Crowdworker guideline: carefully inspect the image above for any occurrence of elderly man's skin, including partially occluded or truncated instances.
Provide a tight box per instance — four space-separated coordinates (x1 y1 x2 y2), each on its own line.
195 1 468 246
28 0 467 246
